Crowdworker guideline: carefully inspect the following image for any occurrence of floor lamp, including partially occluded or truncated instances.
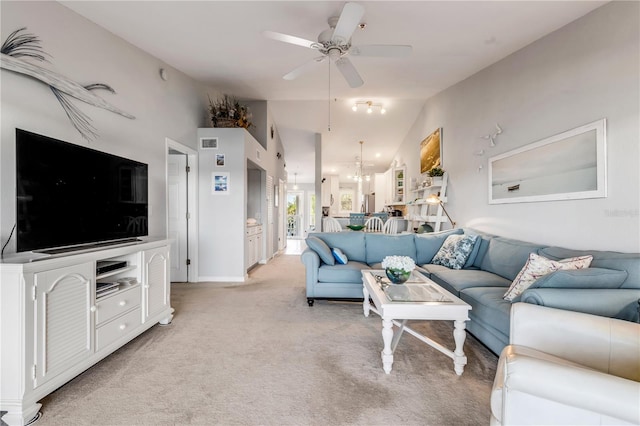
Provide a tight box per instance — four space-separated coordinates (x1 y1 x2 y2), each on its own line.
426 194 456 228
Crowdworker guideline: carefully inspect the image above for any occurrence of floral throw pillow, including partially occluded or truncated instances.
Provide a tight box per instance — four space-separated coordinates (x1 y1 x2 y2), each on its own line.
503 253 593 301
431 234 479 270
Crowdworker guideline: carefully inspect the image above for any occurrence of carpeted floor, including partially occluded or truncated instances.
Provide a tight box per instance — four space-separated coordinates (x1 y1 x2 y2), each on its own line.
31 253 497 426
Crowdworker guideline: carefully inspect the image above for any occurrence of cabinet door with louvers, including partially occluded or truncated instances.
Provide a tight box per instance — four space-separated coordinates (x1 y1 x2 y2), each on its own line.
142 246 170 323
33 263 94 388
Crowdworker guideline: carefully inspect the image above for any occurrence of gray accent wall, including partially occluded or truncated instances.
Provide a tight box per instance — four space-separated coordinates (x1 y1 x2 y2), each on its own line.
392 1 639 252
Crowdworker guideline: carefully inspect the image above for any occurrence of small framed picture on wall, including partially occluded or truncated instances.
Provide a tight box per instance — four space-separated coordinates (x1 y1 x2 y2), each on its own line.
212 172 229 194
216 154 225 167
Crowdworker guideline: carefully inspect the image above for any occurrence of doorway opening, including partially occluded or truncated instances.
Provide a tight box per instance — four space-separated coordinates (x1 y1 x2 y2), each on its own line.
286 190 304 239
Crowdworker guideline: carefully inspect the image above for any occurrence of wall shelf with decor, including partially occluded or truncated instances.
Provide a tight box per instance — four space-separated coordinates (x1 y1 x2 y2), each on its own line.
406 172 450 232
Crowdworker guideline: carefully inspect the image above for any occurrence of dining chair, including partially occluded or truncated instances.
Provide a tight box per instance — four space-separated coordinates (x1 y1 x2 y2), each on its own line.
364 216 384 232
349 213 366 226
372 212 388 223
382 217 401 234
323 217 343 232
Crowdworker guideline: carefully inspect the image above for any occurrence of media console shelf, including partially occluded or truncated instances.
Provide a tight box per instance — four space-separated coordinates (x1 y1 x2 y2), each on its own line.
0 238 173 426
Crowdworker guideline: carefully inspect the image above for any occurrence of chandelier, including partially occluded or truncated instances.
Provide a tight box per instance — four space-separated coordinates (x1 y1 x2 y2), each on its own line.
348 141 371 182
352 100 386 114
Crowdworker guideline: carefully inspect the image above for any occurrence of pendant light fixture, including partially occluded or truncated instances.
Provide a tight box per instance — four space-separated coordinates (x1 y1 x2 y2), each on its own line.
293 172 298 190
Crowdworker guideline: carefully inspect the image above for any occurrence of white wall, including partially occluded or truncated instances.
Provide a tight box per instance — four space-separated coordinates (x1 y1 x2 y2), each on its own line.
197 129 248 281
1 1 211 253
393 1 639 252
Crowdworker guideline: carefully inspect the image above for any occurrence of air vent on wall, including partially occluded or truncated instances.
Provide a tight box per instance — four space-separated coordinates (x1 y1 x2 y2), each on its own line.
200 137 218 149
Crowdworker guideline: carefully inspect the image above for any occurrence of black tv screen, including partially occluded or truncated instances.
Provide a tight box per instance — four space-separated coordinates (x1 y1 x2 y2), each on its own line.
16 129 148 253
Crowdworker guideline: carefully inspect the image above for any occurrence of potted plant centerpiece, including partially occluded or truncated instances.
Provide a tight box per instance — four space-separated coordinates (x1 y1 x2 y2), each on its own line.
208 94 253 129
381 255 416 284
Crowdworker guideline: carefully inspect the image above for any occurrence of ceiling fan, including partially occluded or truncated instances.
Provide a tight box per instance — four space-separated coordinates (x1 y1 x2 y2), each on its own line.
263 2 412 88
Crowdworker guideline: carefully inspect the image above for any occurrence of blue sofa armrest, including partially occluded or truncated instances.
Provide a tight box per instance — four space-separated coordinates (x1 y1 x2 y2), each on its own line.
301 248 320 295
520 288 640 322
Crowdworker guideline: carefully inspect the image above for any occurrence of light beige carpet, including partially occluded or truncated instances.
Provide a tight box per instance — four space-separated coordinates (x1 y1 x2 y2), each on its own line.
33 254 497 426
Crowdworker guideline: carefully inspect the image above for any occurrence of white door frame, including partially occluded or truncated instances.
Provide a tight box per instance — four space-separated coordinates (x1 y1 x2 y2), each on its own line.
165 138 198 282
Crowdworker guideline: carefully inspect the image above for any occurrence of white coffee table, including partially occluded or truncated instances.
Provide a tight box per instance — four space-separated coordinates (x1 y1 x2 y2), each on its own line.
361 269 471 375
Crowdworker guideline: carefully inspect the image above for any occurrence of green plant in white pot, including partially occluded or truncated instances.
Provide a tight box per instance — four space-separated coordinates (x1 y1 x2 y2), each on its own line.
428 167 445 177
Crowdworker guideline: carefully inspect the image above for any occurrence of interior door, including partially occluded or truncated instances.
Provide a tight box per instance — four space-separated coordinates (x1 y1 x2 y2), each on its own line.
167 152 188 282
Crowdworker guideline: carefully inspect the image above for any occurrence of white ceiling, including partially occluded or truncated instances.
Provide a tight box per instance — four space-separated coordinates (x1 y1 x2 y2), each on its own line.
61 1 606 184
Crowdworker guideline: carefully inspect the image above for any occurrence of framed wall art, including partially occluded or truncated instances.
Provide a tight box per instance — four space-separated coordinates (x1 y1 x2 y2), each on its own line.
212 172 230 194
216 154 225 167
420 127 442 174
488 119 606 204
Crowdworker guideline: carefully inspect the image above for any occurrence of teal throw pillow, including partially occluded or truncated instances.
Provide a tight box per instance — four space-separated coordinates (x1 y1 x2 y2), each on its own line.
431 234 479 270
306 236 335 265
331 247 348 265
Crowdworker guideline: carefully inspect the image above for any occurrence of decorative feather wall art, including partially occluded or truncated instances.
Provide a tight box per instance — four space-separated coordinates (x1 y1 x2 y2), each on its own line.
0 28 135 141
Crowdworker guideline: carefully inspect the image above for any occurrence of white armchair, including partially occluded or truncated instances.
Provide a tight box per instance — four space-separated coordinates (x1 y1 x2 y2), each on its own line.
491 303 640 426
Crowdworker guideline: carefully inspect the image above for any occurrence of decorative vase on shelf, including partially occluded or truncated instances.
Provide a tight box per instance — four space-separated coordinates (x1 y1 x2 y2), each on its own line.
385 268 411 284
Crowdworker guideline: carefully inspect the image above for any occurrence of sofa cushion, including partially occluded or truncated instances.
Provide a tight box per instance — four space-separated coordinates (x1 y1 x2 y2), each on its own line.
539 246 640 289
432 234 479 270
414 229 463 265
463 228 496 268
529 267 628 290
365 234 417 265
503 253 593 301
430 269 512 296
460 287 512 337
480 237 545 280
317 261 370 283
305 236 335 265
331 247 348 265
310 232 367 263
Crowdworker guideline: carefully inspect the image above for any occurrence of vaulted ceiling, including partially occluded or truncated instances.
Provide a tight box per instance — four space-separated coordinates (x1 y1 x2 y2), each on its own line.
61 1 606 183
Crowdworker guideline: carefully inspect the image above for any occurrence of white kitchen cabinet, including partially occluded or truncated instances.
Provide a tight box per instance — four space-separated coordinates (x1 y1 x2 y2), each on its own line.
246 225 263 269
0 239 173 426
374 172 388 211
322 175 339 216
392 166 406 205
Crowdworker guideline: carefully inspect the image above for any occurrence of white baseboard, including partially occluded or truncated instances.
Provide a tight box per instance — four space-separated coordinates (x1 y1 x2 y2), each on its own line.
197 276 245 282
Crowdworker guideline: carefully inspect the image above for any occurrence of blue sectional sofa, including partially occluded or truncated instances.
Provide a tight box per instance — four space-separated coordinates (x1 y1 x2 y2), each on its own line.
300 229 640 354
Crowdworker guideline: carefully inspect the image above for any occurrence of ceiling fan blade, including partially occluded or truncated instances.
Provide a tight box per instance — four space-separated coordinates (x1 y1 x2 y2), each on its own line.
331 2 365 44
283 56 327 81
335 57 363 88
262 30 316 49
350 45 412 57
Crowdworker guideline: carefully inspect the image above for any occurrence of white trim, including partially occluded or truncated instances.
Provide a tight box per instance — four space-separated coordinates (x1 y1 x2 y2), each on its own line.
488 119 606 204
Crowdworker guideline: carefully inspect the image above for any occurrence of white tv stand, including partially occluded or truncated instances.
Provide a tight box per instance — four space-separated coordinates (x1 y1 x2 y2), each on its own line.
0 238 173 426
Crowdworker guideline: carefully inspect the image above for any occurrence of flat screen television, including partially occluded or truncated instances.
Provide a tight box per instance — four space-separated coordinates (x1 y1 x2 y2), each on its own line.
16 129 148 253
